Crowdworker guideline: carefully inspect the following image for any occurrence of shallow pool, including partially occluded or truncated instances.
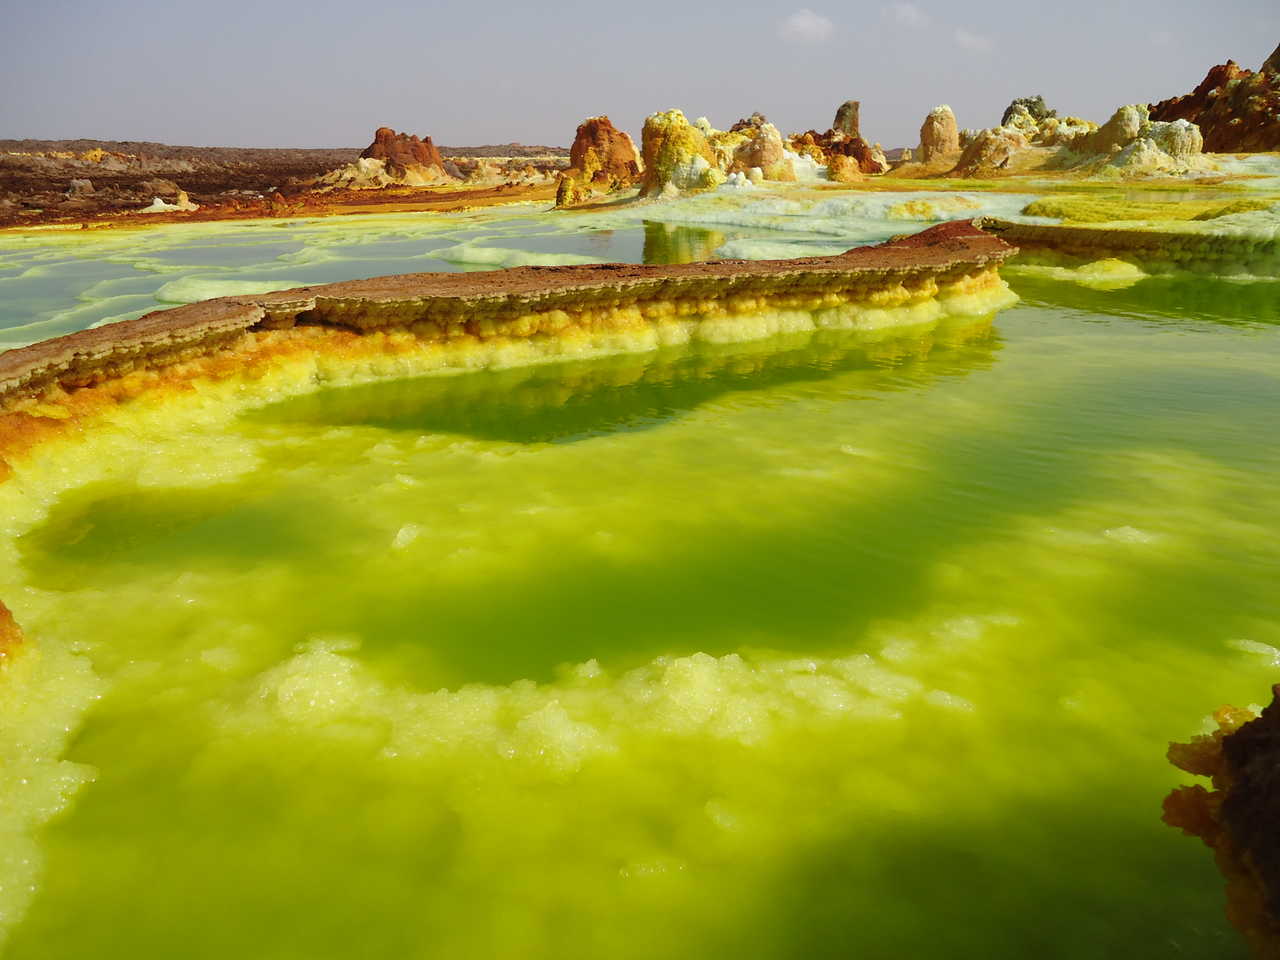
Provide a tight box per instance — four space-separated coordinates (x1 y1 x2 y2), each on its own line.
0 196 1276 958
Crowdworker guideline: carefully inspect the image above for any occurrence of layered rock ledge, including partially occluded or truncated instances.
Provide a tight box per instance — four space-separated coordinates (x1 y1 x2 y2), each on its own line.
979 216 1280 275
0 220 1013 408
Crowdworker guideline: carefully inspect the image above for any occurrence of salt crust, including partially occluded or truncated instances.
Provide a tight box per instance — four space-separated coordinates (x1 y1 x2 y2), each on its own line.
0 285 1016 944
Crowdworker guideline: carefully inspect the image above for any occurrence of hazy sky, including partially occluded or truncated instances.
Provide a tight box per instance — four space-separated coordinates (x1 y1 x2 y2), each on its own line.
2 0 1276 149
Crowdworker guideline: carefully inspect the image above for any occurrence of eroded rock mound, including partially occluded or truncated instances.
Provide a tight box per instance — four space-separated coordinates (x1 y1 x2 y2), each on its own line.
361 127 446 177
787 129 887 176
729 120 795 181
640 109 724 197
920 105 960 162
1149 55 1280 152
555 116 643 208
951 127 1029 177
729 112 770 134
569 116 642 184
1076 104 1208 175
320 127 457 190
1000 95 1056 128
832 100 861 138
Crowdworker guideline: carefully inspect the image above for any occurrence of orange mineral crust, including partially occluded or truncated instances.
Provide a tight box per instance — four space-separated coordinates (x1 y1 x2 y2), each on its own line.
0 220 1014 476
0 601 23 661
1166 689 1280 959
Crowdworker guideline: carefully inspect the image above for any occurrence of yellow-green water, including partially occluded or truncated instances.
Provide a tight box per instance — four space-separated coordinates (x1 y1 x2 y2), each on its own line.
1 196 1279 957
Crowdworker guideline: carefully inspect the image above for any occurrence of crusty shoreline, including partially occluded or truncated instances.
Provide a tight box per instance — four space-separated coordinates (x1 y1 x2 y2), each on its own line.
980 216 1279 273
0 220 1014 405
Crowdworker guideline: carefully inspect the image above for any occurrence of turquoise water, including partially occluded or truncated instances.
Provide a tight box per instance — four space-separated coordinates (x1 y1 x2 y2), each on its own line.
0 187 1040 348
0 193 1277 958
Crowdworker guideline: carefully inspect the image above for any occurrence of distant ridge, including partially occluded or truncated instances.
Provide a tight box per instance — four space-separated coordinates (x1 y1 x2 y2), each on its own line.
0 139 568 159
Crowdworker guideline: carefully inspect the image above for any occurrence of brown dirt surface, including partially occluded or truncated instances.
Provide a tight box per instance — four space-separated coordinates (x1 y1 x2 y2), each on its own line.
0 139 568 229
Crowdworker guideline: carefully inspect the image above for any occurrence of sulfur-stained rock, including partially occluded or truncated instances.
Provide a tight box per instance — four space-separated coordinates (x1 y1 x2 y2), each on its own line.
920 105 960 162
555 116 642 209
951 127 1028 177
1149 119 1203 160
1001 104 1042 139
1000 95 1056 128
827 154 862 183
1066 104 1211 176
786 130 827 164
730 122 795 181
729 112 770 134
639 109 724 197
1087 105 1150 154
1037 115 1098 147
568 116 642 185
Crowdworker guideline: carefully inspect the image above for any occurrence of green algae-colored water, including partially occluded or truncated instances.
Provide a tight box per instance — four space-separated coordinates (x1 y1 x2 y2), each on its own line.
2 193 1279 958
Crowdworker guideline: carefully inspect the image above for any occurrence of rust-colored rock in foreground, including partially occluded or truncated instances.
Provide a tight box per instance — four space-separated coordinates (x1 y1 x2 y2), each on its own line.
0 221 1013 424
1166 686 1280 959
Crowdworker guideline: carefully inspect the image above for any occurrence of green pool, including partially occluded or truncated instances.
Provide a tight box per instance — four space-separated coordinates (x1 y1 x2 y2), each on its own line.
0 192 1277 958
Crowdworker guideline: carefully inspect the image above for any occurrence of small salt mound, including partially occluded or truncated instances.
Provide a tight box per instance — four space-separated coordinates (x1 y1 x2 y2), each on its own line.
139 192 199 214
432 243 600 268
153 276 308 305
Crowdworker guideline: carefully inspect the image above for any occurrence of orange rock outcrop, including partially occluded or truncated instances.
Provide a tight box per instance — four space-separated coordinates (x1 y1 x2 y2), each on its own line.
1149 51 1280 152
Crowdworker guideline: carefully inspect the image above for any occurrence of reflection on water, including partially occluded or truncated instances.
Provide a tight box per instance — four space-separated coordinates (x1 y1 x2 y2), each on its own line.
1009 271 1280 327
642 221 727 264
254 315 1001 443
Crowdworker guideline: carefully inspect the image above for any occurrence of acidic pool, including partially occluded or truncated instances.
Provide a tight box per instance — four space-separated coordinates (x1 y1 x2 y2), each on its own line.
0 199 1276 958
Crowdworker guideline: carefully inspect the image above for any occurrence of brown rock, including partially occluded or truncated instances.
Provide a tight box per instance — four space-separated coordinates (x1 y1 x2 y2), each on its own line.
951 127 1028 177
568 116 642 185
919 105 960 162
833 101 860 138
827 155 862 183
1149 59 1280 152
555 115 644 208
729 112 770 134
730 122 795 180
836 136 889 175
1262 42 1280 75
788 129 888 175
360 127 446 177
